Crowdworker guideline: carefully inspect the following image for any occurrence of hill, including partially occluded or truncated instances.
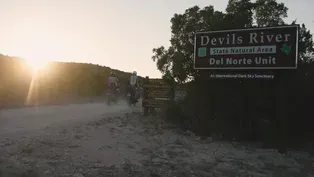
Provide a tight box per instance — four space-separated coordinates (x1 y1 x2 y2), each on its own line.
0 53 142 108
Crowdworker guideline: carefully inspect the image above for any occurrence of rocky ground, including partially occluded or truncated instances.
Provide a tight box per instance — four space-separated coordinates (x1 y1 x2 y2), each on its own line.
0 108 313 177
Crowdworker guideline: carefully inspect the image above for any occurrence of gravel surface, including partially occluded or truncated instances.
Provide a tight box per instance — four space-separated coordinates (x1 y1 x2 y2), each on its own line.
0 101 313 177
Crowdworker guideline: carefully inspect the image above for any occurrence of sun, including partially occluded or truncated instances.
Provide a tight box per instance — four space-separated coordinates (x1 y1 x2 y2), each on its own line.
25 58 49 73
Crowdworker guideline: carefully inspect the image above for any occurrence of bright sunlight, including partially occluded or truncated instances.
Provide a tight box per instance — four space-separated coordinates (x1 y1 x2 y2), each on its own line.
25 58 49 73
10 22 66 74
24 56 52 106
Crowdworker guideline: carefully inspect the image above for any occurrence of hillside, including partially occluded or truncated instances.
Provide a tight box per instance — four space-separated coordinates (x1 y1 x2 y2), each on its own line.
0 53 142 108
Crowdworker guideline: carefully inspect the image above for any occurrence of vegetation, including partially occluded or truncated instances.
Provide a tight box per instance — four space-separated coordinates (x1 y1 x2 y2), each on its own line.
152 0 314 149
0 54 142 108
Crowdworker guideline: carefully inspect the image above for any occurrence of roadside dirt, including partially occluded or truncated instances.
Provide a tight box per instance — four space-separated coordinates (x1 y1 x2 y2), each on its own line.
0 104 313 177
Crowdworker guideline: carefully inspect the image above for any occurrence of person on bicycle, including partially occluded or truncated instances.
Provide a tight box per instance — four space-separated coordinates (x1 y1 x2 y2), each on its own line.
108 72 119 95
128 71 138 100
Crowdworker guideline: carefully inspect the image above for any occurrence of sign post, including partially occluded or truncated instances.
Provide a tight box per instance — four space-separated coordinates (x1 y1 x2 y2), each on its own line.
193 25 299 147
142 77 173 116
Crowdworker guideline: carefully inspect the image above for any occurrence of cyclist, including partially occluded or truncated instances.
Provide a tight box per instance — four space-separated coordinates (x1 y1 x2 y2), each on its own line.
107 72 119 96
127 71 138 101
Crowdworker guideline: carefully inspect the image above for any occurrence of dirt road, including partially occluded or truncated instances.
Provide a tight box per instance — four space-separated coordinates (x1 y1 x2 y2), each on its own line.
0 100 313 177
0 101 131 135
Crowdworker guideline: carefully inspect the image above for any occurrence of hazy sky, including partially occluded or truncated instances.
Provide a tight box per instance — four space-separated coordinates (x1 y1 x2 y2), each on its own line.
0 0 313 78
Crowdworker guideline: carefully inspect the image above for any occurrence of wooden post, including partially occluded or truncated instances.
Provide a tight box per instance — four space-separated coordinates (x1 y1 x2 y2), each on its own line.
143 76 149 116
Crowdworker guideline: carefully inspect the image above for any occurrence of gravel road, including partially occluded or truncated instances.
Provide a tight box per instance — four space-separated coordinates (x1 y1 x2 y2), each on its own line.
0 100 313 177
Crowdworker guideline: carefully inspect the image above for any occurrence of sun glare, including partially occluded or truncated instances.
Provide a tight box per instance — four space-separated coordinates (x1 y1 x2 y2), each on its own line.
26 59 49 73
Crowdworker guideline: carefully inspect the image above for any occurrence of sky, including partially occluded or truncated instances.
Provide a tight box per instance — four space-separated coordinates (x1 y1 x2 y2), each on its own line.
0 0 313 78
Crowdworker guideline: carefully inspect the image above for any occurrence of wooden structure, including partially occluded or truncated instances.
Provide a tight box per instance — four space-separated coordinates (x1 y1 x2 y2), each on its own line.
142 76 174 116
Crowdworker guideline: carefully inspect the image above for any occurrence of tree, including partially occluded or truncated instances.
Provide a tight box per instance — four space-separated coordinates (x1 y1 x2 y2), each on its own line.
297 23 314 62
254 0 288 27
152 5 229 83
226 0 254 28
